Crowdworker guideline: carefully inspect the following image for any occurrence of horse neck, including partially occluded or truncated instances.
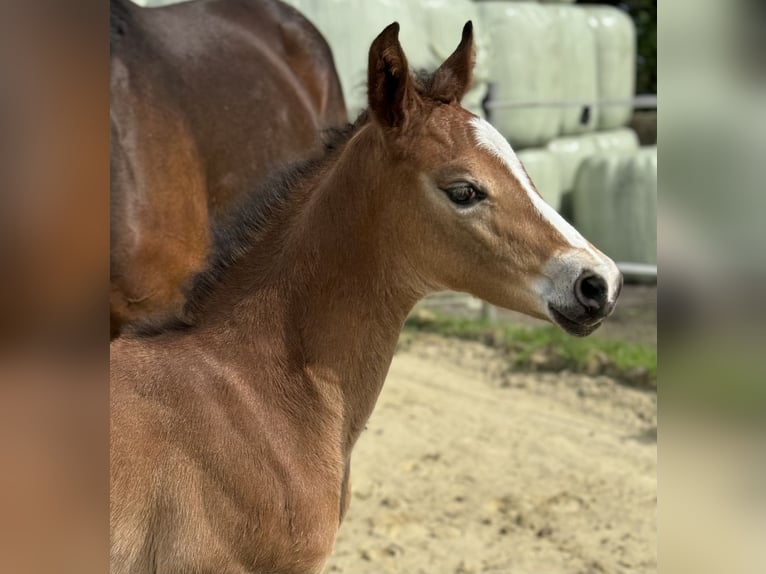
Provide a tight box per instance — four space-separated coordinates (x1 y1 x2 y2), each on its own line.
198 124 425 455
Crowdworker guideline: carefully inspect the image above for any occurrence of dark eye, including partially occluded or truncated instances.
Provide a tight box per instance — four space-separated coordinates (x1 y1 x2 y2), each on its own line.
443 183 486 207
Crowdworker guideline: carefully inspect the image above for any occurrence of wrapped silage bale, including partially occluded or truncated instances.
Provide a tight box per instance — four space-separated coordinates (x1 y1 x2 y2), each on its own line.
554 5 598 135
421 0 489 118
545 135 597 193
546 129 637 219
589 127 639 153
571 146 657 264
516 149 562 210
583 6 636 130
478 2 560 148
294 0 432 118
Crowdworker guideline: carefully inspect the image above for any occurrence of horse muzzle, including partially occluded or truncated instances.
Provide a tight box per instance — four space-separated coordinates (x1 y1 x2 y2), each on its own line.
542 256 623 337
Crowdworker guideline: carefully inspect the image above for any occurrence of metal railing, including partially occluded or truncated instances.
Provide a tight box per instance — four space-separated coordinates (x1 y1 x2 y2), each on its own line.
617 262 657 279
483 94 658 111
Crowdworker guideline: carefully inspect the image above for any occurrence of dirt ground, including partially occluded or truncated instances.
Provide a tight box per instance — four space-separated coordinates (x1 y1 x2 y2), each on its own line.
325 333 657 574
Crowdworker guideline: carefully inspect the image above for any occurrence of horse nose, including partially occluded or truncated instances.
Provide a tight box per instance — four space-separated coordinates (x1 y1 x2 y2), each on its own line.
574 271 609 315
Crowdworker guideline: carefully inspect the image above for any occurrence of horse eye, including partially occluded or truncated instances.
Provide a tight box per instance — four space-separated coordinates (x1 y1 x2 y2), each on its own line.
444 184 485 207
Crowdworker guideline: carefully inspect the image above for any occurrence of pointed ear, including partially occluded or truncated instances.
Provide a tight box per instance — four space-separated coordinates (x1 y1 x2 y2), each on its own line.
430 21 475 104
367 22 416 128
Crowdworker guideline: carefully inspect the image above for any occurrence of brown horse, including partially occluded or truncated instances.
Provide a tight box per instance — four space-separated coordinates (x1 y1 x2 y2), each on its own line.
111 22 622 573
110 0 346 338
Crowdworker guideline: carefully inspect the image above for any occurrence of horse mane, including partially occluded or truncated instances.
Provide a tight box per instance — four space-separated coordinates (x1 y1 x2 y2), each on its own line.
110 0 133 46
132 111 370 337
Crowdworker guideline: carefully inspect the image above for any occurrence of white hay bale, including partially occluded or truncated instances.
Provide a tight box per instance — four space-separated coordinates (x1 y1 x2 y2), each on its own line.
553 5 598 135
478 2 560 147
516 148 562 211
583 5 636 130
589 128 640 153
545 134 598 193
571 146 657 264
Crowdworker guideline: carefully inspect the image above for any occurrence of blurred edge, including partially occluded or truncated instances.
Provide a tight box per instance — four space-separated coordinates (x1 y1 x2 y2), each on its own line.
0 0 109 573
659 0 766 573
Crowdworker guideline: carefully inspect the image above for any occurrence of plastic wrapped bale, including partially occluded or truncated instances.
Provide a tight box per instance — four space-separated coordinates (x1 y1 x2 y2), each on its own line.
421 0 489 118
583 5 636 130
571 147 657 264
590 128 640 154
294 0 431 119
516 149 562 211
539 0 577 5
554 5 598 135
478 2 561 147
545 135 598 193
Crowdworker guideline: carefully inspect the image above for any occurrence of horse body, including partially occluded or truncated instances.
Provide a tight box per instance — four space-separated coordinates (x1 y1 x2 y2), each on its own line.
110 0 346 337
111 22 622 573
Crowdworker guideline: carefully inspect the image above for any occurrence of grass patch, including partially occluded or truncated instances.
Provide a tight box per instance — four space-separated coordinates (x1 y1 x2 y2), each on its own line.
402 310 656 389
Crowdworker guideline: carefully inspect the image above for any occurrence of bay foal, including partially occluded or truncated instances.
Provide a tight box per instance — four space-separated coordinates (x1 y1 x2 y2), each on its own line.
111 22 622 574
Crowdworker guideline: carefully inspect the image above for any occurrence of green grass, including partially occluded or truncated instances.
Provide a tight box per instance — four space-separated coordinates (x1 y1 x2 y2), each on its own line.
402 310 657 389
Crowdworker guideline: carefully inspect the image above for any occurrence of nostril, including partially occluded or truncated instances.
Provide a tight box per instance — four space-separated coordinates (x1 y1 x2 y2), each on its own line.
575 272 608 312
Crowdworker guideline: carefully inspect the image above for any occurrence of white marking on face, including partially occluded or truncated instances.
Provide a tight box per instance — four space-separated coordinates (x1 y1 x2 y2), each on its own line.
469 116 589 250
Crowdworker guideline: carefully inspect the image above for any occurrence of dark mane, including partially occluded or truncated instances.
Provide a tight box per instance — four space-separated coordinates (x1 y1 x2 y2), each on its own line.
131 112 369 337
110 0 133 46
412 69 454 103
413 69 438 92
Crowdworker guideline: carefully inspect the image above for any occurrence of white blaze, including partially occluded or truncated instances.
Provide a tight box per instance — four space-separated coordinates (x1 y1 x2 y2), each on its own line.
469 116 589 250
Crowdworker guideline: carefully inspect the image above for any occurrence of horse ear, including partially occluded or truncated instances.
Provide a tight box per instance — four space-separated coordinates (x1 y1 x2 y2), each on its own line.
430 21 475 104
368 22 416 128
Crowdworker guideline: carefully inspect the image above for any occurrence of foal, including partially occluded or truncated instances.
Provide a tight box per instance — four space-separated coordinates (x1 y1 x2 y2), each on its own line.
111 22 621 574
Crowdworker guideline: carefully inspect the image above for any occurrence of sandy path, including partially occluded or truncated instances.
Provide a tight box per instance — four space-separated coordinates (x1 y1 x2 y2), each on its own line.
325 335 656 574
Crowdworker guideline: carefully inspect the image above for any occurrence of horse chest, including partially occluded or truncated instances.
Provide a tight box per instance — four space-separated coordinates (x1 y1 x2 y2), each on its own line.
177 469 341 574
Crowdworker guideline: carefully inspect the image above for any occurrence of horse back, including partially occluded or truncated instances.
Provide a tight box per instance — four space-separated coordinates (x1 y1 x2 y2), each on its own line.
111 0 346 213
110 0 346 335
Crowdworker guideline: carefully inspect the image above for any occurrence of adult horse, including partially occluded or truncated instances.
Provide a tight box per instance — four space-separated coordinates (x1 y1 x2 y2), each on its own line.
110 0 346 338
111 22 622 573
